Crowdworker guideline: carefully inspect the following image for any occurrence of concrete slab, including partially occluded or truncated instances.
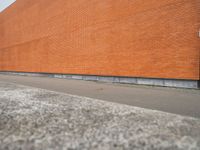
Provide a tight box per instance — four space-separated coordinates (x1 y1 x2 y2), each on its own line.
62 74 72 79
0 81 200 150
53 74 64 79
113 77 120 83
119 77 137 84
83 75 98 81
137 78 164 86
98 76 114 82
71 75 83 80
164 79 198 89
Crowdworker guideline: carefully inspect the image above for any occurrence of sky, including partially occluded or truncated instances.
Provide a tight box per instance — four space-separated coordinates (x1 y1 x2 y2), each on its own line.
0 0 16 12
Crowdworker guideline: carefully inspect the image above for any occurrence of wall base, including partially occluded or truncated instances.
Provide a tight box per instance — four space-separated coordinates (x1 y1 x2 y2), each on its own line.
0 71 199 89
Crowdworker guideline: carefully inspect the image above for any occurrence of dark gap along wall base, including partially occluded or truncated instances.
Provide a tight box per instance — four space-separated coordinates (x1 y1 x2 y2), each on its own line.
0 72 199 89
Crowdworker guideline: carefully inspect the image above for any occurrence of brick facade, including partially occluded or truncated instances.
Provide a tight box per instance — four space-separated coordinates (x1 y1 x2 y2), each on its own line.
0 0 199 80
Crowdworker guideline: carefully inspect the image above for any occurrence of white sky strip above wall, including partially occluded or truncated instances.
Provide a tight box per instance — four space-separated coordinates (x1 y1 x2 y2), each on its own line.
0 0 16 13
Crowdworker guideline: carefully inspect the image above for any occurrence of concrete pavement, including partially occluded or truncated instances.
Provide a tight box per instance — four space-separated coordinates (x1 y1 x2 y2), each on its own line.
1 81 200 150
0 74 199 118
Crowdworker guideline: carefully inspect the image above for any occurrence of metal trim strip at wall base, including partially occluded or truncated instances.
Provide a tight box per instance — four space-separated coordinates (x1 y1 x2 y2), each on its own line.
0 71 199 89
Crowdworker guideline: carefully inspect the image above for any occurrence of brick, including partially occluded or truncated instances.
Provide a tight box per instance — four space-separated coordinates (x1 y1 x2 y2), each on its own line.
0 0 199 80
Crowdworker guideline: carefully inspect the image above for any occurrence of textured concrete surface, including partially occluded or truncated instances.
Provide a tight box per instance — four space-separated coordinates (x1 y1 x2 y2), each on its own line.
0 82 200 150
0 74 200 118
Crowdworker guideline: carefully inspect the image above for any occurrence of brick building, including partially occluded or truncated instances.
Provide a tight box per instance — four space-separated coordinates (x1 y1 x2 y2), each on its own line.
0 0 199 88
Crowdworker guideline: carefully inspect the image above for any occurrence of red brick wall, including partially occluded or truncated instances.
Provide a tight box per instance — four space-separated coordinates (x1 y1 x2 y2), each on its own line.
0 0 199 80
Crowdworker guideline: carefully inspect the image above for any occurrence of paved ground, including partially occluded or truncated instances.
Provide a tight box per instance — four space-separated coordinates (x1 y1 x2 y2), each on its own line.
0 74 199 118
0 81 200 150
